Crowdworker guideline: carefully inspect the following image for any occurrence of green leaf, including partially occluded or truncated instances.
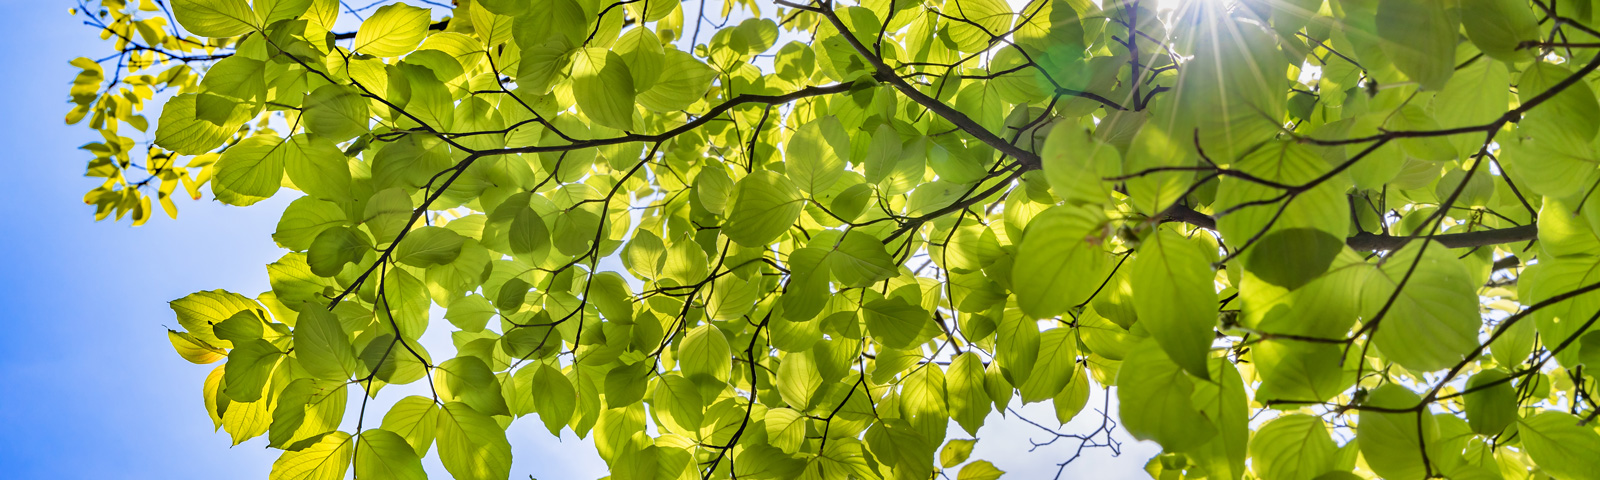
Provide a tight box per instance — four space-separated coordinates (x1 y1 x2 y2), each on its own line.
777 351 824 410
572 48 637 131
434 357 510 417
380 396 439 458
1252 340 1348 405
1361 241 1480 372
786 116 851 195
1461 0 1540 63
308 226 368 278
1121 125 1190 217
1387 106 1456 162
1117 339 1216 452
1432 58 1512 159
169 330 227 364
196 57 265 124
502 198 551 260
865 420 935 480
1246 228 1344 290
637 49 717 113
1581 331 1600 369
984 359 1014 416
529 364 577 436
269 431 352 480
1017 327 1078 403
946 351 990 435
1012 205 1110 319
604 360 650 406
1251 414 1336 480
1130 230 1217 379
900 363 948 426
214 310 265 345
1041 121 1118 207
614 27 665 92
707 268 763 321
724 171 806 247
611 443 664 480
254 0 312 25
588 272 635 324
927 137 988 185
863 124 904 184
621 230 666 280
1053 364 1090 425
213 136 287 206
1518 411 1600 480
944 0 1013 52
225 339 285 403
957 460 1005 480
995 306 1041 387
281 135 352 202
1512 63 1600 199
1523 254 1600 370
354 429 426 480
495 277 528 312
940 439 977 469
220 386 274 444
679 324 731 385
394 226 464 267
269 379 346 449
363 188 414 245
292 304 356 381
171 289 263 347
437 402 513 480
1214 141 1351 247
476 0 527 15
1464 370 1517 436
1376 0 1457 90
862 296 933 350
303 84 371 144
1357 384 1436 480
1191 358 1250 480
397 63 455 131
444 295 494 332
817 229 898 287
156 92 242 154
765 407 806 454
1165 9 1286 163
172 0 258 38
651 373 704 433
354 3 431 57
1491 314 1537 368
595 405 647 462
274 197 348 251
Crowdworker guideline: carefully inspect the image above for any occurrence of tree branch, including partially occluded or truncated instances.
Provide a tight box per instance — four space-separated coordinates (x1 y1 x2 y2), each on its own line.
1160 204 1539 251
486 82 856 156
776 0 1044 168
1345 226 1538 251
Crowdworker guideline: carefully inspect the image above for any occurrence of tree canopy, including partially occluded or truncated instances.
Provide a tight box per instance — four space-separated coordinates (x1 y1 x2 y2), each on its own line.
62 0 1600 478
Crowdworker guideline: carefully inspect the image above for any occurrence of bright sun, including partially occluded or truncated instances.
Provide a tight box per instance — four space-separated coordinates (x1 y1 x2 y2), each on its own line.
1157 0 1224 12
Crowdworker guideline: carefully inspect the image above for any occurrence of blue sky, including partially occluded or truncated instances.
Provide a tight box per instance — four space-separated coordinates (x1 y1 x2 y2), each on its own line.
0 1 1155 478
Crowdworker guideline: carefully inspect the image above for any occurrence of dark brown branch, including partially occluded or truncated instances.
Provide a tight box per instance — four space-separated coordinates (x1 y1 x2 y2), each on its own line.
1345 225 1539 251
1493 255 1523 272
1159 204 1539 251
486 83 855 156
330 19 447 40
1157 203 1216 230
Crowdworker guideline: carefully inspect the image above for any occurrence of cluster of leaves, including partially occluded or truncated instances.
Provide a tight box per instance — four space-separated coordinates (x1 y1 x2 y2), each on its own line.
63 0 1600 478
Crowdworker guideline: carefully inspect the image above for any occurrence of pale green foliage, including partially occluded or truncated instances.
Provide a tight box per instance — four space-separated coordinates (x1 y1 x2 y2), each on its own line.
64 0 1600 479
